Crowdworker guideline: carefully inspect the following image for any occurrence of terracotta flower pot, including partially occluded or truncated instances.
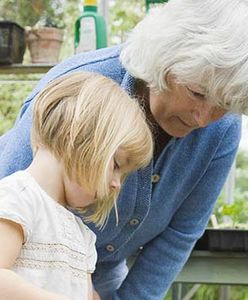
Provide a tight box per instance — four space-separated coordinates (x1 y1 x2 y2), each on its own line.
26 27 63 63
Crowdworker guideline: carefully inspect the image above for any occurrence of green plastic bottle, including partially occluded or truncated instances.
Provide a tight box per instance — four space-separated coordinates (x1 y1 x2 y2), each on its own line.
74 0 107 54
145 0 167 12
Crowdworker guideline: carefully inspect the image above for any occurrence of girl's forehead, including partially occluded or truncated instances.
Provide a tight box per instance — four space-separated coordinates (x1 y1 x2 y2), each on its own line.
114 147 129 163
114 148 134 170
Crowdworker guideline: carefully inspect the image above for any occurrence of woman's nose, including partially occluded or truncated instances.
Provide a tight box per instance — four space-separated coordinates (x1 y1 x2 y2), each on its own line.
193 103 225 128
193 107 212 127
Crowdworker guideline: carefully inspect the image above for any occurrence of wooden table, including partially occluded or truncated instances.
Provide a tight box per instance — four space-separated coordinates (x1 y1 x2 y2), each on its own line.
176 250 248 285
172 250 248 300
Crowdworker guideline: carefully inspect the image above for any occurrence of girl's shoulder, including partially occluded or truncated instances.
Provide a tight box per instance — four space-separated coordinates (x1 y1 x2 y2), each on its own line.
0 171 39 242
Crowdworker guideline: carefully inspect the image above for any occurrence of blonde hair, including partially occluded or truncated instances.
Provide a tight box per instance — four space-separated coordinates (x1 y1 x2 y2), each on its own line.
31 72 153 227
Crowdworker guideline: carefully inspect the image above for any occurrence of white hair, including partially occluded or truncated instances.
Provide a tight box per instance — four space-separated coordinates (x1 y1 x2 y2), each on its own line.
120 0 248 115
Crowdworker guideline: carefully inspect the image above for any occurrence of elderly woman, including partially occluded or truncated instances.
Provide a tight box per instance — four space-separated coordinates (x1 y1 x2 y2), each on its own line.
0 0 248 299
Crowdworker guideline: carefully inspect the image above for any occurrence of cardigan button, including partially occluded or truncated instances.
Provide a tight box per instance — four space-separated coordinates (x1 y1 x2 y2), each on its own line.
106 244 115 252
129 218 140 226
151 174 160 183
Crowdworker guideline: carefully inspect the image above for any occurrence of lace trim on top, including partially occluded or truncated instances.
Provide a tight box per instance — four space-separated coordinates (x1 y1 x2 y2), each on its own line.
14 242 89 279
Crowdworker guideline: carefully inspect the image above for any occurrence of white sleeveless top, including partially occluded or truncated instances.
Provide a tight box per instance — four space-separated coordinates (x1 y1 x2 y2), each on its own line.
0 171 97 300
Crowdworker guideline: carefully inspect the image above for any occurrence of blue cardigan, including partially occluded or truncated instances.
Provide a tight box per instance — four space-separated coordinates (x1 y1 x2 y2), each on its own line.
0 46 241 300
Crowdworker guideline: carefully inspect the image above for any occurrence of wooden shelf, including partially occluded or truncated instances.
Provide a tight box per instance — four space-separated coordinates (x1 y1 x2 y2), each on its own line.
0 64 55 74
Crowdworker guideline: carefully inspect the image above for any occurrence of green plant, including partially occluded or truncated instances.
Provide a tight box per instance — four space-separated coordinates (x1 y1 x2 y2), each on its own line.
0 79 36 135
189 284 248 300
213 150 248 228
109 0 145 44
0 0 65 28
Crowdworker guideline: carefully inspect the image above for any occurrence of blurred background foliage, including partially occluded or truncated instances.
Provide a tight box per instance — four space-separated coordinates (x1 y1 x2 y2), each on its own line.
214 150 248 228
0 1 248 299
0 0 145 58
0 0 145 133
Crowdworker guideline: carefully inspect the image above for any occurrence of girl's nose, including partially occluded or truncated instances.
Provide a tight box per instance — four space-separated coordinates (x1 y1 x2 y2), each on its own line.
110 175 121 191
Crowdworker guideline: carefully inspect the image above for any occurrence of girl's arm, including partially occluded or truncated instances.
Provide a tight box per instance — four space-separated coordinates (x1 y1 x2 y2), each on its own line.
93 289 101 300
0 218 69 300
87 274 101 300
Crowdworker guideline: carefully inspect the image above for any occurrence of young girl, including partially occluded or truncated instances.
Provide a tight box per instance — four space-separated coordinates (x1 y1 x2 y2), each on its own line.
0 72 153 300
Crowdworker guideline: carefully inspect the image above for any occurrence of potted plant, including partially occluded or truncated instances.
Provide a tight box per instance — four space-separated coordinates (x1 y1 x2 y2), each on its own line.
26 13 64 64
26 15 64 64
0 0 65 64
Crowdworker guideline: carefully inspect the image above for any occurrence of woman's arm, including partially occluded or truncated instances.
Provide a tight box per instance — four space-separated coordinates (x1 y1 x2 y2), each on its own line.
110 116 241 300
0 219 68 300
